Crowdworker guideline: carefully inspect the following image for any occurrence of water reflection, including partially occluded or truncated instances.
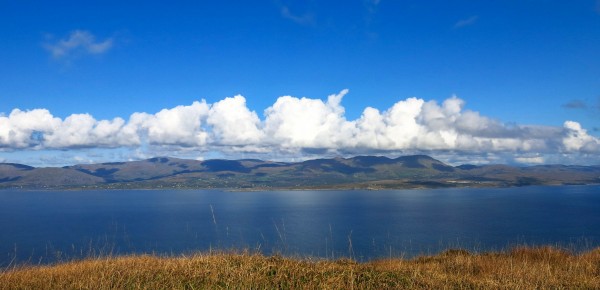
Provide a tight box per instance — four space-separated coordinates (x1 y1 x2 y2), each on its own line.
0 186 599 265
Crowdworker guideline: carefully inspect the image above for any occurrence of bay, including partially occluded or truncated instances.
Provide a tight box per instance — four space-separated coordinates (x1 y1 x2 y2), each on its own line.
1 185 599 266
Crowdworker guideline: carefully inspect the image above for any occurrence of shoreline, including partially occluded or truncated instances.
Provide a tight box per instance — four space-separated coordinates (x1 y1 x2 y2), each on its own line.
1 182 599 192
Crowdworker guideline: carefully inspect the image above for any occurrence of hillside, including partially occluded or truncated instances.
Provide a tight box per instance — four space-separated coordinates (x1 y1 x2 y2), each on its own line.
1 155 599 190
1 247 599 289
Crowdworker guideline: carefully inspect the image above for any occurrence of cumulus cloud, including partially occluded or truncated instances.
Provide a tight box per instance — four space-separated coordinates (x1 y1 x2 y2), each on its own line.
132 101 210 147
2 90 600 164
44 30 114 59
264 90 353 149
0 109 138 149
562 121 600 152
44 115 136 148
207 96 263 146
0 108 60 148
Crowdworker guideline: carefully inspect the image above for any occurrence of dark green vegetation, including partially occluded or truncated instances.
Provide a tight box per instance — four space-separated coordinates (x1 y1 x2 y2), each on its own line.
1 155 599 190
1 247 599 289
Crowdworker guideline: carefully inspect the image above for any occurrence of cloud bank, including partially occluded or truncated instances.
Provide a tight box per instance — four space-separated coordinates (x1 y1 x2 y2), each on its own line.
1 90 599 164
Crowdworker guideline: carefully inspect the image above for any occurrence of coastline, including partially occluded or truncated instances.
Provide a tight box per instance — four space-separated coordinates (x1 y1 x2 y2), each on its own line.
1 181 598 192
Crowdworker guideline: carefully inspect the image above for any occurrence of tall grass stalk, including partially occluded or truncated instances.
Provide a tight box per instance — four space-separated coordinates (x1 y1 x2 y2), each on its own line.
1 246 598 289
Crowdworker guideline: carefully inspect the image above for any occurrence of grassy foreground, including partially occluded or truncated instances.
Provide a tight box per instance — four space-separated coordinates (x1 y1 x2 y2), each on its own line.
1 246 599 289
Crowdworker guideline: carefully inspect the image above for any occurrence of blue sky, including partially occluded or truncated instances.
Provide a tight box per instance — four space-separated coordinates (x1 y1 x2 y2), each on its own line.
1 1 600 166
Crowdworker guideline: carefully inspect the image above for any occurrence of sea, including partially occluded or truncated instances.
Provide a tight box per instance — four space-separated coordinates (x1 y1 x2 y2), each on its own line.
1 185 599 266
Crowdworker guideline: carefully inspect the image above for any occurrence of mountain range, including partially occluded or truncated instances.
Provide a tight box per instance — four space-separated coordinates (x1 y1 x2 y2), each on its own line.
1 155 599 190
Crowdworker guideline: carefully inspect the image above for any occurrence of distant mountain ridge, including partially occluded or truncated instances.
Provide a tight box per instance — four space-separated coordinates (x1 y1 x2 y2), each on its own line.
1 155 599 190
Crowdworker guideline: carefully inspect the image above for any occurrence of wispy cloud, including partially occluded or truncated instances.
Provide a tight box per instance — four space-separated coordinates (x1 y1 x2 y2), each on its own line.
280 6 315 26
44 30 113 59
365 0 381 16
562 99 588 109
364 0 381 26
1 90 599 165
563 97 600 113
454 16 478 29
514 156 545 165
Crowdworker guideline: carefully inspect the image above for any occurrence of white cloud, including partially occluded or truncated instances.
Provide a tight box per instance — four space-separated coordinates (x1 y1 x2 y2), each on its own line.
2 90 600 165
562 121 600 152
0 108 61 148
43 114 135 148
44 30 113 59
263 89 353 149
134 101 210 147
207 95 263 146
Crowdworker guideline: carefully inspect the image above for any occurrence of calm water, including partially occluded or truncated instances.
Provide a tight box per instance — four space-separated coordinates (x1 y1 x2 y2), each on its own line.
1 185 599 265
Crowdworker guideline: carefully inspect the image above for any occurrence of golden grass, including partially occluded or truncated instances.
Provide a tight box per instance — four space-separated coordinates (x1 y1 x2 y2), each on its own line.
1 246 599 289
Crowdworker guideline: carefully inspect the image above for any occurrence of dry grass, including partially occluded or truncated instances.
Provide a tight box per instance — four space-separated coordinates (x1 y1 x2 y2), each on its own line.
1 246 599 289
